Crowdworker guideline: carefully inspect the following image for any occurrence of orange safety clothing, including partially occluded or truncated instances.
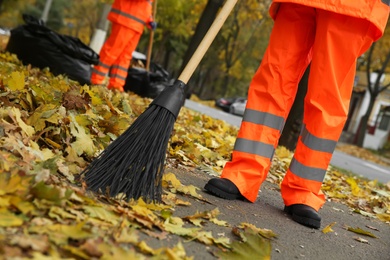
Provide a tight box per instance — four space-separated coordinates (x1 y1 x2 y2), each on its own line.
270 0 389 41
91 0 153 91
108 0 154 33
221 1 389 211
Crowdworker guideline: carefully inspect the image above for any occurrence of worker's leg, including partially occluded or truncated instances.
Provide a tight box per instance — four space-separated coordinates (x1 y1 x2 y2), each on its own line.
107 31 141 91
281 9 375 211
206 3 316 202
90 24 136 86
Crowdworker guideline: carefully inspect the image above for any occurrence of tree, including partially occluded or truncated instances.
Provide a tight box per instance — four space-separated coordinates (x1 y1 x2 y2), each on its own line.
178 0 224 75
219 0 270 97
145 0 206 74
23 0 70 31
0 0 35 27
177 0 224 97
355 43 390 147
191 0 273 99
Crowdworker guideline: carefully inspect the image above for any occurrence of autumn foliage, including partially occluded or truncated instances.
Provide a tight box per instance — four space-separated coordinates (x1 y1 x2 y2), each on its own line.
0 52 389 259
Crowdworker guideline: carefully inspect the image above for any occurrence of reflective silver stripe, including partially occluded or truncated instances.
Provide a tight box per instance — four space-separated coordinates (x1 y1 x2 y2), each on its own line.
289 158 326 182
111 65 128 73
92 68 106 77
300 125 337 153
110 73 127 81
111 8 147 25
243 109 284 131
234 138 275 159
98 61 110 69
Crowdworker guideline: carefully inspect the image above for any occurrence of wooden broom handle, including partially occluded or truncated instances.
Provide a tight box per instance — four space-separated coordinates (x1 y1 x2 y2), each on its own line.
178 0 237 84
146 0 158 71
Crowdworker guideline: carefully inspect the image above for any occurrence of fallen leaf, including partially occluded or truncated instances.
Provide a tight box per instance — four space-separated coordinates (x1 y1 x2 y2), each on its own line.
354 237 369 244
6 71 25 91
345 226 377 238
322 222 337 234
217 230 271 260
365 225 379 231
0 208 24 227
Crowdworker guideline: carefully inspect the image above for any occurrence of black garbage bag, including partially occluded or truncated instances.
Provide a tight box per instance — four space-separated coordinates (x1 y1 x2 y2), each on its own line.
124 61 171 99
6 14 99 85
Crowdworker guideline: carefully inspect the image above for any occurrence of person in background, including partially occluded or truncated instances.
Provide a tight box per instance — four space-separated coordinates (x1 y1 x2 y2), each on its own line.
205 0 389 229
91 0 156 92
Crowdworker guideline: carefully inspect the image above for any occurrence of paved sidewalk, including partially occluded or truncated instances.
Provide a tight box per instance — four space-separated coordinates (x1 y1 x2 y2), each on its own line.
143 167 390 259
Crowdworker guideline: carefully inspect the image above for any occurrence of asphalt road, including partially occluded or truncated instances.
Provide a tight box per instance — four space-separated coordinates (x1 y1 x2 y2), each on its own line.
184 99 390 184
146 167 390 259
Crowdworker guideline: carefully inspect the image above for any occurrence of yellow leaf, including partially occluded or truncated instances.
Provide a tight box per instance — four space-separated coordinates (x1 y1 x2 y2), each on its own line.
29 222 93 245
114 228 139 243
178 184 202 199
0 208 24 227
377 213 390 222
164 219 199 236
188 218 204 227
0 172 32 196
163 172 182 189
10 196 36 215
346 177 360 196
210 218 229 227
62 245 91 259
0 196 10 207
49 206 77 221
137 241 156 255
346 226 377 238
322 222 337 234
69 113 96 156
10 107 35 137
238 223 278 239
165 242 191 260
6 71 25 91
83 205 120 225
217 230 271 259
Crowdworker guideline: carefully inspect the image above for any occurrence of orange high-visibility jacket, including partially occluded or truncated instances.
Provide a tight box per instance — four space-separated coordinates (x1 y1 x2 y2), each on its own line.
107 0 154 33
270 0 389 40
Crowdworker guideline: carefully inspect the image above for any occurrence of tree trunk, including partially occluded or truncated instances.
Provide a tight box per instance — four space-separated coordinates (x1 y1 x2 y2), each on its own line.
89 3 111 53
179 0 224 74
278 65 310 151
355 95 377 147
178 0 224 97
354 44 390 147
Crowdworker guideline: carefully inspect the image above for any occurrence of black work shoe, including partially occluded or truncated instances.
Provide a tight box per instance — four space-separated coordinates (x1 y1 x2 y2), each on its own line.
284 204 321 229
204 178 244 200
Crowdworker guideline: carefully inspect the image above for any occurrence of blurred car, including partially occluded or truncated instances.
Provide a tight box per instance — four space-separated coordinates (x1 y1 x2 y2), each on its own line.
215 96 245 112
229 98 247 116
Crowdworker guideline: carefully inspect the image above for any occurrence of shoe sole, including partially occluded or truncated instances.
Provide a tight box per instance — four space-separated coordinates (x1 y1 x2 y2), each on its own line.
284 207 321 229
291 214 321 229
204 183 243 200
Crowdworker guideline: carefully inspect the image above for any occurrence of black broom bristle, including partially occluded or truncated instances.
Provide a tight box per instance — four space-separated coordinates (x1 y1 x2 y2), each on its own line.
82 104 176 202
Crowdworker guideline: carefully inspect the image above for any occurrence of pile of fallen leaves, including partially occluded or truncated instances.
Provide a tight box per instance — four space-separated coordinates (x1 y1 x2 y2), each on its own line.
0 52 389 259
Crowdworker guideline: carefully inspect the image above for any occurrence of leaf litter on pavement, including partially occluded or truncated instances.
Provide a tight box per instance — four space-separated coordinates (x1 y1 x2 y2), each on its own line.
0 52 389 259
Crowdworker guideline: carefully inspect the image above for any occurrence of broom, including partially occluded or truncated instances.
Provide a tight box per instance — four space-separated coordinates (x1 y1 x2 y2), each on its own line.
146 0 157 72
82 0 238 202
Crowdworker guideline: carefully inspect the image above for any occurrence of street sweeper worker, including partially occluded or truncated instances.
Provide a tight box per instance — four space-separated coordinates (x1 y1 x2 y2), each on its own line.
204 0 389 229
90 0 156 92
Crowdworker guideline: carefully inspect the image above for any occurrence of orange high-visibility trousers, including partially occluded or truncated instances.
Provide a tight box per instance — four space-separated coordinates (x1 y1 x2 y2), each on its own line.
221 3 376 210
90 23 141 91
